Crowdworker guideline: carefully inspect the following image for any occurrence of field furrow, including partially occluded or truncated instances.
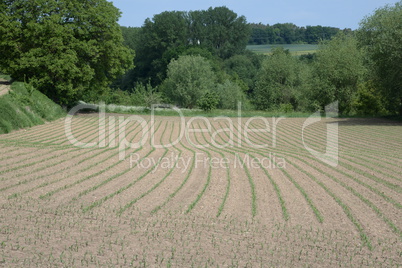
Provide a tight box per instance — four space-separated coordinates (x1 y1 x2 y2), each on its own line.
0 114 401 266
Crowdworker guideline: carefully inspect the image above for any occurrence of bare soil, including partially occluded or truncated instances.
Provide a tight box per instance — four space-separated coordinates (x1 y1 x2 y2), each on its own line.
0 114 401 267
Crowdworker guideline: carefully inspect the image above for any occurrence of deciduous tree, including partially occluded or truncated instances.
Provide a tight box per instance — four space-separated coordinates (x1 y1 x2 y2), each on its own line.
162 55 216 108
311 33 366 114
0 0 133 105
357 1 402 114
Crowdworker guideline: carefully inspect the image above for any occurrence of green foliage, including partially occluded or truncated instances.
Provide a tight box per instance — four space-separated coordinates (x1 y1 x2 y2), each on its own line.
190 7 251 59
248 23 345 45
0 74 11 81
352 81 386 116
135 83 163 108
83 81 162 108
224 53 260 92
197 91 220 111
254 47 302 110
121 26 142 51
0 0 133 105
357 1 402 115
279 103 294 113
102 89 132 106
162 55 216 108
310 33 366 114
131 6 249 85
0 82 65 134
135 11 189 84
216 80 250 110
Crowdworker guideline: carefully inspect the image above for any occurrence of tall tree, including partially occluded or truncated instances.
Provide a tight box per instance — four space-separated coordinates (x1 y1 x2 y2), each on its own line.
254 47 302 110
129 7 250 86
311 33 366 114
0 0 133 105
135 11 189 85
192 7 250 58
357 1 402 115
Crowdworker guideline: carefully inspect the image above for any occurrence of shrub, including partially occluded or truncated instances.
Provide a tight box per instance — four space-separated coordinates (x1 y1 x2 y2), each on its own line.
280 103 294 113
216 80 249 110
197 91 220 112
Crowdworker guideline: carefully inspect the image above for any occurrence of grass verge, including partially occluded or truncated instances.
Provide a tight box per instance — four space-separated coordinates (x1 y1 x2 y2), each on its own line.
0 81 65 134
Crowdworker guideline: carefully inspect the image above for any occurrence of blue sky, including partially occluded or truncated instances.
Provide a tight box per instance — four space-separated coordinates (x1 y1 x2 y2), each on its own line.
109 0 398 30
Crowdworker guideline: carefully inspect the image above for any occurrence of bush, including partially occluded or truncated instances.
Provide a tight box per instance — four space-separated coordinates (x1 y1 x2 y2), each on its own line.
279 103 294 113
133 83 163 108
197 91 220 111
216 80 249 110
352 81 386 115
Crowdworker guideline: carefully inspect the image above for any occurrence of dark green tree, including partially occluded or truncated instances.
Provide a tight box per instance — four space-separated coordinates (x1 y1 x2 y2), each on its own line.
248 23 342 45
126 7 249 87
224 53 260 92
0 0 133 105
134 11 189 85
357 1 402 114
190 7 250 59
121 26 141 52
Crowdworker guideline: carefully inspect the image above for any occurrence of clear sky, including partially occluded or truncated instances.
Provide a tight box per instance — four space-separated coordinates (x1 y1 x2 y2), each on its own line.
109 0 398 30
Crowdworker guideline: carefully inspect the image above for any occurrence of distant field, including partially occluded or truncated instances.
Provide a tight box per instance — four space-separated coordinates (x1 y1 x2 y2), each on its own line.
247 44 318 56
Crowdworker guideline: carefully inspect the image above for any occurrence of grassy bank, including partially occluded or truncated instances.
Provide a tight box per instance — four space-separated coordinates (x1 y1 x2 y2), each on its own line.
0 80 65 134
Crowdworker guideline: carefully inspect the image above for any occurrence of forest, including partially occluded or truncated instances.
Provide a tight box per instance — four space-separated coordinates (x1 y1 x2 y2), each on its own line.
0 1 401 116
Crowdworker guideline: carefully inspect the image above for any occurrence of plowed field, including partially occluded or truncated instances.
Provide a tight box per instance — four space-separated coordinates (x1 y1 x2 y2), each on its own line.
0 113 401 266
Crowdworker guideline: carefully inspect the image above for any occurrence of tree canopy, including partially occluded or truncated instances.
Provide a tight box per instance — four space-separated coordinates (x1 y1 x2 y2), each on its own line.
357 1 402 114
129 7 250 86
254 47 303 110
162 55 216 108
248 23 347 45
1 1 398 117
0 0 133 105
311 33 366 114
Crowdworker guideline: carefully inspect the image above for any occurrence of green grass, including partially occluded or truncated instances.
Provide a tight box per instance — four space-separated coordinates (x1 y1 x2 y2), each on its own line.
247 44 318 56
0 74 11 80
102 105 312 118
0 81 65 134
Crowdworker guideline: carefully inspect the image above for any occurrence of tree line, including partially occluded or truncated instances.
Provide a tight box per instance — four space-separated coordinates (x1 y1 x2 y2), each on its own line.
0 1 401 115
248 23 351 45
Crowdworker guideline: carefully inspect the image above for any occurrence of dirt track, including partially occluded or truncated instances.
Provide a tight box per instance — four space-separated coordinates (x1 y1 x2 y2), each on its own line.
0 79 10 96
0 114 401 266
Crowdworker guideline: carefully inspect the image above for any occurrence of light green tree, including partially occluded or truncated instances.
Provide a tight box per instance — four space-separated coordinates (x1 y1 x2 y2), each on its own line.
0 0 133 105
357 1 402 114
311 33 366 114
162 55 216 108
216 80 249 110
